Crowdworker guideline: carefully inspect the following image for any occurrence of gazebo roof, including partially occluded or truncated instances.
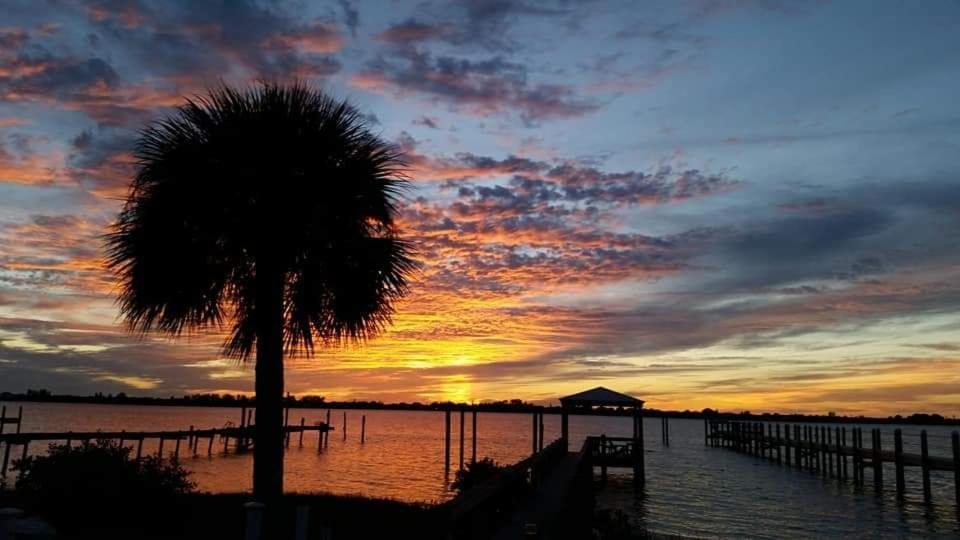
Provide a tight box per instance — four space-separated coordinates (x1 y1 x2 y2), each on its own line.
559 386 644 408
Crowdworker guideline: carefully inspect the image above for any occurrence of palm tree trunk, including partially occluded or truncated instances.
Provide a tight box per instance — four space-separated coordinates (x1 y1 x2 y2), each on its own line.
253 261 284 508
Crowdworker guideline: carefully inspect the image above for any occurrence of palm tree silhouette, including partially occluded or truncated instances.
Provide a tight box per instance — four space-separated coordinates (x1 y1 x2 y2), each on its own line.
107 82 416 507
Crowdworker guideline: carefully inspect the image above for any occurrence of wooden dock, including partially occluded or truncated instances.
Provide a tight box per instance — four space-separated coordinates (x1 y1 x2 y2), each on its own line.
706 420 960 509
0 406 337 478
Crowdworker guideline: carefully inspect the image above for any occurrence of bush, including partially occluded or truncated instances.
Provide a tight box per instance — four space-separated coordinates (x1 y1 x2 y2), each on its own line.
451 457 504 494
13 439 195 532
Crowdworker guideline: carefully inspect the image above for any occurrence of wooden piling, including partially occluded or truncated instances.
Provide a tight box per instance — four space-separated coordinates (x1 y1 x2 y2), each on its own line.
776 424 782 464
444 409 451 477
459 410 465 469
920 430 931 504
834 427 842 479
1 440 10 476
207 435 214 456
158 438 165 459
826 427 833 478
795 425 802 468
841 427 848 480
284 408 291 448
299 418 305 447
872 428 883 492
240 406 247 449
174 437 181 460
325 410 331 447
600 433 608 483
471 410 477 463
342 411 347 442
532 413 538 456
361 415 366 444
785 424 791 464
137 438 144 460
894 428 905 500
20 441 28 463
538 411 544 452
952 431 959 510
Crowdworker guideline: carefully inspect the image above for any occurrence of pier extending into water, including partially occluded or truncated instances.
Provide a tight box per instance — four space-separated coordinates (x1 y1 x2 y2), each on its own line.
0 406 338 478
706 419 960 510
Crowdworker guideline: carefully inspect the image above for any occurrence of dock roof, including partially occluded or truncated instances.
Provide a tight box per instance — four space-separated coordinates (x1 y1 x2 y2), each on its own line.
559 387 644 408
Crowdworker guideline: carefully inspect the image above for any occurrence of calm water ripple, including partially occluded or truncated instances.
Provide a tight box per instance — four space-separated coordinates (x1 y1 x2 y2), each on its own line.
4 403 959 537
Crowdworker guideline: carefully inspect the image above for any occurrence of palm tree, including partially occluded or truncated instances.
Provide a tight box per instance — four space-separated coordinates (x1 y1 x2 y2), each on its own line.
106 82 415 506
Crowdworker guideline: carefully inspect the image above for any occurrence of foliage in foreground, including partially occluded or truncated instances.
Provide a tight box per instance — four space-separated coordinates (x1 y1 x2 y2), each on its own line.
13 439 195 531
451 457 505 494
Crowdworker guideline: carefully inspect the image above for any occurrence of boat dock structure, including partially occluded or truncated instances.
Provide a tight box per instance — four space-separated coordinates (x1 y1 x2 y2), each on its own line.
0 406 340 477
706 419 960 508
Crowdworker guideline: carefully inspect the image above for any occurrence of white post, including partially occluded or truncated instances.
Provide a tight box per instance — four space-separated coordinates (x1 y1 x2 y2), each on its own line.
295 505 310 540
244 502 265 540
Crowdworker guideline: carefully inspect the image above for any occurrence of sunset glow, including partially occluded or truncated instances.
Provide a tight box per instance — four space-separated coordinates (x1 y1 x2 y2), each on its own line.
2 1 960 417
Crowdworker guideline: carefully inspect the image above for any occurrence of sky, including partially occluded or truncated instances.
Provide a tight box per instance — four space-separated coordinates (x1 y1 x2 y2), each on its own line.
1 0 959 416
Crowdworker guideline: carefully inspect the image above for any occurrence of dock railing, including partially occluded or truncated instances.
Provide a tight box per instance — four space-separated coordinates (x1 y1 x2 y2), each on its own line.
706 419 960 510
445 438 568 539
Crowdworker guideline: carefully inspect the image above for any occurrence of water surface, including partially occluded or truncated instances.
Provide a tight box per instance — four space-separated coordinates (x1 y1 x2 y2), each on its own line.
4 402 959 538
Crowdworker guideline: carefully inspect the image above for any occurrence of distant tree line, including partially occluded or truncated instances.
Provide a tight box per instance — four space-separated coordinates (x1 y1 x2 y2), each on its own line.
1 389 956 425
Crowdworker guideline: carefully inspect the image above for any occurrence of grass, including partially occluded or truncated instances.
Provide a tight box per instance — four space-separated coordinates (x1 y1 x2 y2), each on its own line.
0 491 445 540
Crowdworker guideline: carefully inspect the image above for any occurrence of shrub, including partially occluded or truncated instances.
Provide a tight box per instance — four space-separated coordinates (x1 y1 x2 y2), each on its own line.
451 457 504 494
13 439 195 532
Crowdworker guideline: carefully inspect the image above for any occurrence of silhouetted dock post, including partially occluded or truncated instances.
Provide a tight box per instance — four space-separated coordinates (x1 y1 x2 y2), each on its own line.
826 427 833 477
246 409 254 446
207 434 214 456
471 410 477 463
157 437 165 460
834 427 842 478
324 410 331 447
632 408 645 486
284 408 291 448
240 406 247 449
817 427 824 475
342 411 347 441
459 409 465 469
839 427 847 479
174 437 181 460
299 418 305 447
560 410 569 452
894 429 905 499
661 417 669 446
776 424 782 464
857 428 865 485
871 429 883 492
444 409 451 477
920 430 931 504
600 434 607 483
0 440 10 477
360 415 366 444
767 423 773 460
784 424 791 464
531 412 538 456
538 411 544 452
952 431 959 509
795 424 803 468
136 438 143 460
244 501 264 540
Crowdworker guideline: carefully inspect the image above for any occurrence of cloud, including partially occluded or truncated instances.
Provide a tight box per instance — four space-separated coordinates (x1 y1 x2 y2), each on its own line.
263 21 345 55
353 51 598 122
375 20 453 44
337 0 360 37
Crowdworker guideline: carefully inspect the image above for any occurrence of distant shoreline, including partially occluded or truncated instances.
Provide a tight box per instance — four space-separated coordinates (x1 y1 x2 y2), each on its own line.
2 392 957 426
